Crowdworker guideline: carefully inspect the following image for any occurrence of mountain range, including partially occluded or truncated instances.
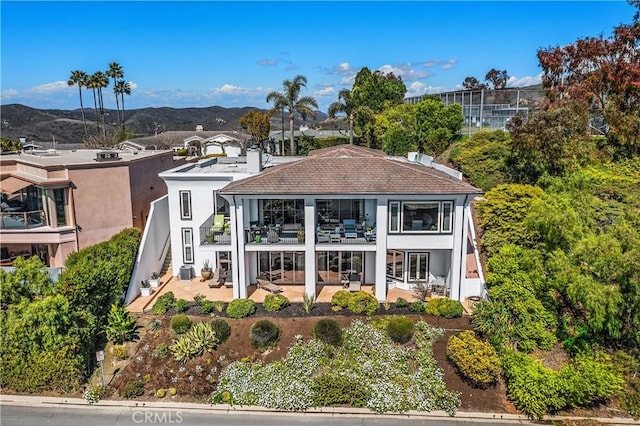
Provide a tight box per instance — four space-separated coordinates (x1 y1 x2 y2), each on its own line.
0 104 331 146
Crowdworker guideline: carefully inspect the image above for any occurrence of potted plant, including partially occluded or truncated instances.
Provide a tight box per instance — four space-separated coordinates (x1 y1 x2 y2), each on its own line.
297 229 305 243
201 259 213 280
140 280 152 297
149 272 160 288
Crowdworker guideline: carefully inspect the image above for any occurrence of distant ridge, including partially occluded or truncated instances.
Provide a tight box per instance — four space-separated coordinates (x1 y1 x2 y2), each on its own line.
0 104 328 145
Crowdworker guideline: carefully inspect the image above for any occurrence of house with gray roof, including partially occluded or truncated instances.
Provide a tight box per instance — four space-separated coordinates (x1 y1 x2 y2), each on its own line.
126 144 485 304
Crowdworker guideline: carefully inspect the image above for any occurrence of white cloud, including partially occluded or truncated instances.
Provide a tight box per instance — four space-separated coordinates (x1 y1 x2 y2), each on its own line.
423 60 440 68
25 80 70 94
406 82 453 98
128 81 138 91
378 63 433 81
507 73 543 87
440 58 458 70
1 89 18 99
339 75 355 86
313 86 335 97
257 58 278 66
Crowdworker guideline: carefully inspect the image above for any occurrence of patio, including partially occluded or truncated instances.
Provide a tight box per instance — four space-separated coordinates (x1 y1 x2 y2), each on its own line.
126 270 424 314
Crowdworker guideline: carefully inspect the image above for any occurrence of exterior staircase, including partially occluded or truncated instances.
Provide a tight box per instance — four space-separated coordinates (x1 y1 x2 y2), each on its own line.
160 245 172 276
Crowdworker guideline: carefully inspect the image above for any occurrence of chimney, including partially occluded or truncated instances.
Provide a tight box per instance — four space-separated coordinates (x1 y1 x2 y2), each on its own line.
195 124 204 132
247 147 263 173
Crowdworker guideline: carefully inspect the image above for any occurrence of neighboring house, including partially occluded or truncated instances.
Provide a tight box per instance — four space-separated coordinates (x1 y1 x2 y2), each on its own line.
0 148 179 267
128 145 484 303
120 127 249 157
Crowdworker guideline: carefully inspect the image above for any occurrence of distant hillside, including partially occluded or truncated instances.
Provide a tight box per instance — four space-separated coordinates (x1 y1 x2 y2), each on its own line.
0 104 329 145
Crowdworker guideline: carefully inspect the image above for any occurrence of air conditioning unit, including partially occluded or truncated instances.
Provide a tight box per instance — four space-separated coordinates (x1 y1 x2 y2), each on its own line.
179 265 194 281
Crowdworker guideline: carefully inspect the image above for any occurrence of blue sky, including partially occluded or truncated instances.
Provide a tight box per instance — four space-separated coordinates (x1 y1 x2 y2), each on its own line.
1 1 636 112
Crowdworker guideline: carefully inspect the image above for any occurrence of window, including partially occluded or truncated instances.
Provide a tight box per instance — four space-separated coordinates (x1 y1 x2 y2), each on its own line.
441 201 452 232
388 201 454 234
180 191 191 220
260 199 304 226
53 188 67 226
386 250 404 280
403 202 439 232
389 202 400 233
182 228 194 263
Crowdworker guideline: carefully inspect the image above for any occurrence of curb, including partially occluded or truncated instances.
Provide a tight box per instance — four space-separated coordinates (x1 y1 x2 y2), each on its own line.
1 395 636 424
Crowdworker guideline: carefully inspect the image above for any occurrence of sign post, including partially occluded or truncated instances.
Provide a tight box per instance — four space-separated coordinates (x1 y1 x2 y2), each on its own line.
96 350 105 387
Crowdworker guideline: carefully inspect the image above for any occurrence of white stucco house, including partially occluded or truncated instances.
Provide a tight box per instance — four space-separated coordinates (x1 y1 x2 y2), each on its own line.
126 144 485 304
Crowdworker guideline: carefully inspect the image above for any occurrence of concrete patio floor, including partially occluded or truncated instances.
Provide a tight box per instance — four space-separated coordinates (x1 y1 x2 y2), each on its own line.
126 269 478 315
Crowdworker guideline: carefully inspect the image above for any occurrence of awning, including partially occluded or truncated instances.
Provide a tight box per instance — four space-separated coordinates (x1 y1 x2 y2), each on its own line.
0 177 32 194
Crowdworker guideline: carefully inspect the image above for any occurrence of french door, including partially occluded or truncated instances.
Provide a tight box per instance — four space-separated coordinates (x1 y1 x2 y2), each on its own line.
408 252 429 283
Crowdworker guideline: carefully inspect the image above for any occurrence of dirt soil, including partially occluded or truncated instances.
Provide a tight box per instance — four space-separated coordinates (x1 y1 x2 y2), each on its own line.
101 303 510 414
4 301 624 420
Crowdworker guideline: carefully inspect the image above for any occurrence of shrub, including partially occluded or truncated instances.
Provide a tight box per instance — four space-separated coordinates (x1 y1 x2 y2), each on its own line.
150 318 163 331
193 293 207 306
105 304 140 344
211 318 231 344
263 294 290 312
395 297 409 308
410 301 425 313
212 300 225 313
122 380 144 399
200 300 215 314
249 319 281 350
112 344 128 359
426 298 463 318
174 298 189 313
156 388 166 398
447 331 502 388
313 318 343 346
347 291 378 315
152 342 168 358
151 291 175 315
303 293 316 314
84 384 105 404
226 299 256 319
169 387 177 396
170 322 220 363
386 316 415 344
331 290 351 309
170 314 191 334
312 373 370 407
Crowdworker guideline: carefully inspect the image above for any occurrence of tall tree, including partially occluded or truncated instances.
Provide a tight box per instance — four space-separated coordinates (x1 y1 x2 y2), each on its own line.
88 71 109 139
350 67 407 148
114 80 131 131
327 89 355 144
265 90 287 154
484 68 509 90
238 110 271 153
462 76 487 90
537 9 640 154
268 75 317 155
67 70 88 137
106 62 124 127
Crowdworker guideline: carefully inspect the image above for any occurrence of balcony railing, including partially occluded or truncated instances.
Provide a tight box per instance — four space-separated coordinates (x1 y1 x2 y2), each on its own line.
199 213 231 245
0 211 46 230
246 223 304 245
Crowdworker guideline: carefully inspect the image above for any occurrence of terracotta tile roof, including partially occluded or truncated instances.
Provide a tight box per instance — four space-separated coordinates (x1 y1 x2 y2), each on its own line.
220 145 481 196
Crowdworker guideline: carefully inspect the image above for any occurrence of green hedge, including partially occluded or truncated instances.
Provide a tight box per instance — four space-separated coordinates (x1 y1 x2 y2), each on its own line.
170 314 191 334
386 316 415 344
313 319 343 346
263 294 290 312
447 331 501 388
425 298 463 318
226 299 256 319
249 319 281 350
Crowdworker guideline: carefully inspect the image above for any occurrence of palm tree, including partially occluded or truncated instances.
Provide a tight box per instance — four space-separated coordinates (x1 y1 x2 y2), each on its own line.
269 75 317 155
87 73 101 128
88 71 109 138
265 90 287 154
106 62 124 127
328 89 355 144
67 70 89 137
114 80 131 131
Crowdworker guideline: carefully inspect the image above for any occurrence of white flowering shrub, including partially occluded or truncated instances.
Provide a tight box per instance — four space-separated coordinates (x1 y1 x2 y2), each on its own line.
210 319 460 414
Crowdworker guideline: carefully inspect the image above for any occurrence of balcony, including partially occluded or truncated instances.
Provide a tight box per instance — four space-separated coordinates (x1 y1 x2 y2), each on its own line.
315 222 376 245
0 210 46 230
199 213 231 245
246 223 304 245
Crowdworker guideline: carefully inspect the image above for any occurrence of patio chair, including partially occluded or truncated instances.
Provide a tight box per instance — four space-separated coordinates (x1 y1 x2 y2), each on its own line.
348 272 361 292
343 219 357 238
256 278 283 294
210 214 225 234
316 228 330 243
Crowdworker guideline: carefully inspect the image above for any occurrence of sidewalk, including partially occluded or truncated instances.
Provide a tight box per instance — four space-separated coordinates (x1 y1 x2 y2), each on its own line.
1 394 636 424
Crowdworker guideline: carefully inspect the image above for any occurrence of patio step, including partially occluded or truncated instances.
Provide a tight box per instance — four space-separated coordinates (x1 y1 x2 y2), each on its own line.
160 246 172 275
